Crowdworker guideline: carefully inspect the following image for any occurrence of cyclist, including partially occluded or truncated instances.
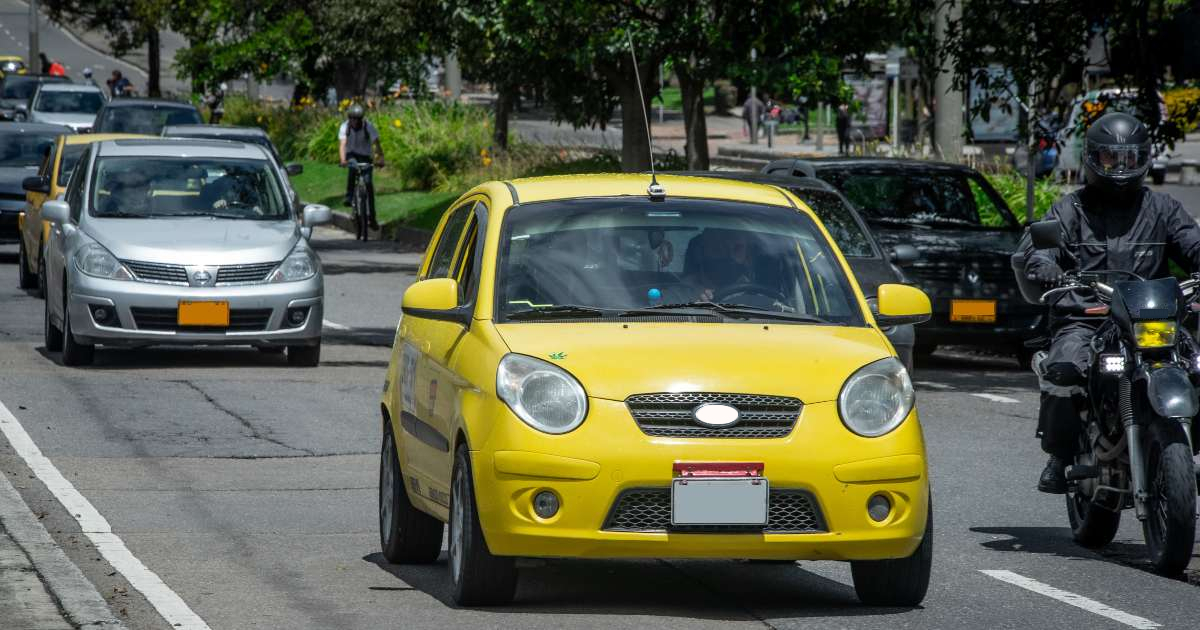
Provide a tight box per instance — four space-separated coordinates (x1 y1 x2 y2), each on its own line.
338 104 385 230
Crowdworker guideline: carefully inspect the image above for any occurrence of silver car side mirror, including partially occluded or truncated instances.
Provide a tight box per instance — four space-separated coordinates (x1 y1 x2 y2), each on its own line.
42 200 70 224
303 204 332 226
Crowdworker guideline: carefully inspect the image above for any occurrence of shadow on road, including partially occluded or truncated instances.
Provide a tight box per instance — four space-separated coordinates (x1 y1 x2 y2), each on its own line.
324 327 394 347
364 552 917 619
321 262 420 276
971 526 1199 586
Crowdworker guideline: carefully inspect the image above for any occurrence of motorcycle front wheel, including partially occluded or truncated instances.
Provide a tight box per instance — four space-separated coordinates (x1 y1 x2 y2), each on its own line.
1143 420 1197 575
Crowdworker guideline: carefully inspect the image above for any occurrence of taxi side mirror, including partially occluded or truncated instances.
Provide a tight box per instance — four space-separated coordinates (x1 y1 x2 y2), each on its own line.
874 284 931 327
402 278 469 325
22 175 50 194
286 163 304 176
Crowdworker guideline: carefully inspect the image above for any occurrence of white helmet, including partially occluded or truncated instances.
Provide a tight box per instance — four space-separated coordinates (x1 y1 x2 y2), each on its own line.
82 67 92 78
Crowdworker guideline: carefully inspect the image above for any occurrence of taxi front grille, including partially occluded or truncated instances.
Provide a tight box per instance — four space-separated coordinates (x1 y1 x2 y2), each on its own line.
625 392 801 438
602 487 825 533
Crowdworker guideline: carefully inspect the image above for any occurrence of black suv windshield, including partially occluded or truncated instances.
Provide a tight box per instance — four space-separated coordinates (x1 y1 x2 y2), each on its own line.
0 131 58 167
2 76 68 99
792 189 874 257
824 170 1018 229
97 105 203 134
496 197 863 325
89 156 289 220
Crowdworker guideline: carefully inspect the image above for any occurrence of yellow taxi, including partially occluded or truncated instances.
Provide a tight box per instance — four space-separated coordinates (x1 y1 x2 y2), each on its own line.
17 133 149 296
379 174 933 607
0 55 27 77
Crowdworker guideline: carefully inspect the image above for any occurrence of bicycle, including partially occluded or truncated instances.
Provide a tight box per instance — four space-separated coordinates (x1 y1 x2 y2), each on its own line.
345 159 374 241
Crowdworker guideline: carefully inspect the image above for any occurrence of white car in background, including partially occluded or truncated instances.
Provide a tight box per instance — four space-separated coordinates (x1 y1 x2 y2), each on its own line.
27 83 106 133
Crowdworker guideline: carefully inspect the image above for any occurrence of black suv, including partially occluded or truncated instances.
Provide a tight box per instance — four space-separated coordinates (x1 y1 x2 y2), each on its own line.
765 157 1044 365
0 74 70 121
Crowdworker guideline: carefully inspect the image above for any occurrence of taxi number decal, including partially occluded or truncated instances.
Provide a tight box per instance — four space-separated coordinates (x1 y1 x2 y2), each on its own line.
400 343 418 414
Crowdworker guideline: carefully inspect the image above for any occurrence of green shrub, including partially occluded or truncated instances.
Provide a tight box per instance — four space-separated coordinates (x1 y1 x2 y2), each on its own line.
983 171 1063 222
220 96 326 162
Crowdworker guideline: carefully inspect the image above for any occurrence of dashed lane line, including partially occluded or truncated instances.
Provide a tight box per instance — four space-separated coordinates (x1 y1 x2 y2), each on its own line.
970 393 1021 403
322 319 350 331
914 381 955 390
980 570 1160 629
0 399 211 630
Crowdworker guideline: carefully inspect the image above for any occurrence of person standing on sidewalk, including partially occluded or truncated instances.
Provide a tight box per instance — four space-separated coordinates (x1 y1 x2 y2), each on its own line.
742 93 764 138
836 103 851 155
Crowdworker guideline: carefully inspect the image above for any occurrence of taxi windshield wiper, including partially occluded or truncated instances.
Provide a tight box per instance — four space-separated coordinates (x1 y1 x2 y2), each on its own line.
622 301 833 323
506 304 612 320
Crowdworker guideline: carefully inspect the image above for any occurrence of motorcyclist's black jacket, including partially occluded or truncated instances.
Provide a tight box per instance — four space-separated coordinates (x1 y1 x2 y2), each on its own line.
1019 186 1200 321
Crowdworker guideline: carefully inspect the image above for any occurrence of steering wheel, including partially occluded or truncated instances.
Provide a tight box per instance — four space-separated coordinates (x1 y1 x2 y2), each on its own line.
713 283 787 303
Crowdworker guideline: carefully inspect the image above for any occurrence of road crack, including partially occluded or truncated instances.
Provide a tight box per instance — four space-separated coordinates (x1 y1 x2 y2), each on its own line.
655 559 781 629
176 380 316 456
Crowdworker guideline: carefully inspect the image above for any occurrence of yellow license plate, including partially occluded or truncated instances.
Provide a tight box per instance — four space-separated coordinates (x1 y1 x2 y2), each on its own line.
178 300 230 326
950 299 996 323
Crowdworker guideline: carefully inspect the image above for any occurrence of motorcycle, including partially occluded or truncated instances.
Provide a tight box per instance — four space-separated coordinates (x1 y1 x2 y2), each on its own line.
1019 220 1199 575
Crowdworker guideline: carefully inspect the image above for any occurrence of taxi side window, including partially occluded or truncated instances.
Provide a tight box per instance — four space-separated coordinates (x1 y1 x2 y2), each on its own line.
39 142 57 178
425 203 472 279
453 215 479 305
65 147 89 222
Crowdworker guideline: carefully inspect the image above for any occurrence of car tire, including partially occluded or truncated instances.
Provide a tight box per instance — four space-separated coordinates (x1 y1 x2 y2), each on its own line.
287 340 320 367
449 444 517 606
44 293 62 352
257 346 285 355
850 498 932 607
913 343 937 366
379 427 443 564
18 238 37 289
60 295 94 367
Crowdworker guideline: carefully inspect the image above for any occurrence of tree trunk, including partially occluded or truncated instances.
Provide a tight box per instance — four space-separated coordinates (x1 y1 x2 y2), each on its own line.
147 29 161 97
494 86 512 150
601 56 659 172
676 63 710 170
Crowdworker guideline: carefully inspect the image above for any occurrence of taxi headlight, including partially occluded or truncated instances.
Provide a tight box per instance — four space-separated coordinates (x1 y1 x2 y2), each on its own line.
269 246 318 282
75 243 131 280
496 354 587 434
1134 321 1176 349
838 357 914 437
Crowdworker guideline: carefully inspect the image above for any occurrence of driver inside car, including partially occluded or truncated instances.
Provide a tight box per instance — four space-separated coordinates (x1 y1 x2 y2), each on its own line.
687 229 757 302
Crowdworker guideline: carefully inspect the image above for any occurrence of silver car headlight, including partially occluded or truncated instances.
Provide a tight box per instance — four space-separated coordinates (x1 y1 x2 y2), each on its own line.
837 357 914 437
75 243 132 280
496 353 587 434
268 246 317 282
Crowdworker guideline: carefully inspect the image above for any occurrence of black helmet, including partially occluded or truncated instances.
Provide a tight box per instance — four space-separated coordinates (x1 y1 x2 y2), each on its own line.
1082 112 1150 193
346 103 365 119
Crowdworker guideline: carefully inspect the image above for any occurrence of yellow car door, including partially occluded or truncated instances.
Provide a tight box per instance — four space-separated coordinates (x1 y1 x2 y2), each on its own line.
20 136 62 271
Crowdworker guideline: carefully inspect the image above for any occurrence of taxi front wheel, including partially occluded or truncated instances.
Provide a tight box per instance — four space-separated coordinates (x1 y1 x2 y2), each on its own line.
449 444 516 606
850 498 932 607
379 428 443 564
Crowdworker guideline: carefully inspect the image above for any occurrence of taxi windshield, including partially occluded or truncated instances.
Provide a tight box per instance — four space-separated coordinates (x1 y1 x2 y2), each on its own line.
495 197 863 325
88 156 289 220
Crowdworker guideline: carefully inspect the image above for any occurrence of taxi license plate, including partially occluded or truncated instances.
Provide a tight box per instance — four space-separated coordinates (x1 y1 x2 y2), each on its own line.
950 299 996 323
671 478 768 526
177 300 230 326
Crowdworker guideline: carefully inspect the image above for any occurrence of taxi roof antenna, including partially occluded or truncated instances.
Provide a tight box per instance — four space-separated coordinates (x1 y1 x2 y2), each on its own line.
626 32 665 200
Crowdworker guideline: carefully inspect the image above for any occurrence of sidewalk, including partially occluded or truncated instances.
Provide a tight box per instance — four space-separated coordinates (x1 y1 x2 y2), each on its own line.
0 524 73 629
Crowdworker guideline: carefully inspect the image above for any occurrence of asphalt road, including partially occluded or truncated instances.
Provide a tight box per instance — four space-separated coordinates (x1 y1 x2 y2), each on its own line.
0 222 1199 630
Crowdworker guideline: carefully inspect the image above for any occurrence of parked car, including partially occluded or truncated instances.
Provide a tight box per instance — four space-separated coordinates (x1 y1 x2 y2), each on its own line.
17 133 149 296
91 98 203 135
765 157 1044 365
674 170 919 370
0 123 73 244
161 124 303 214
0 74 70 121
40 138 331 366
27 83 106 132
0 56 28 78
380 174 933 607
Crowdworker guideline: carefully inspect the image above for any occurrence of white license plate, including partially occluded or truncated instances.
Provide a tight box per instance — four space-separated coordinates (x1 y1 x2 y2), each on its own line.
671 478 768 526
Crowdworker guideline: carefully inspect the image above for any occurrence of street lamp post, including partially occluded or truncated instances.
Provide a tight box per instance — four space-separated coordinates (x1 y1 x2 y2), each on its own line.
749 48 758 146
28 0 39 72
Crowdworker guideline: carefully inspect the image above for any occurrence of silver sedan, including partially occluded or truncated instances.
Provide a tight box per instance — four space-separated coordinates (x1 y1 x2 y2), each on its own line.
40 138 332 366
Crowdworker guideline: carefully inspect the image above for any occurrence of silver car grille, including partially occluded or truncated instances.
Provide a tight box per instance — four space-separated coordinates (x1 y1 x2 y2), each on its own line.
602 487 825 533
215 262 278 285
624 392 802 438
123 260 188 285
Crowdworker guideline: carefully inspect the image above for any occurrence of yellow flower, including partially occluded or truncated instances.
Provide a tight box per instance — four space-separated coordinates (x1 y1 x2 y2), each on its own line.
482 156 493 167
480 147 489 157
392 118 403 128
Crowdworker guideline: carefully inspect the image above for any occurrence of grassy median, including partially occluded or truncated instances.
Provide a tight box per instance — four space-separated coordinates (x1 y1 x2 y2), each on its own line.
290 160 461 230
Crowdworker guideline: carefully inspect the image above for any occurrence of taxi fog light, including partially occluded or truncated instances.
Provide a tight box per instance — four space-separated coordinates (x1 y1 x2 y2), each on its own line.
287 306 309 326
88 304 117 326
1100 354 1126 374
867 494 892 522
1133 321 1176 349
533 491 560 519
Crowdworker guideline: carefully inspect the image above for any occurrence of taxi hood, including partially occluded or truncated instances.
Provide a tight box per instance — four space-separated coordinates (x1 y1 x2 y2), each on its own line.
494 322 891 404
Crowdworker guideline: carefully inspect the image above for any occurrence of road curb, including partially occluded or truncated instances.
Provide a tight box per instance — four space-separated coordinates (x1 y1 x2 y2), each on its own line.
0 471 126 629
329 210 433 248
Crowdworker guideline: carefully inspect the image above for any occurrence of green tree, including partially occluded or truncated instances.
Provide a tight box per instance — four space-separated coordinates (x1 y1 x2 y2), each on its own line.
44 0 171 96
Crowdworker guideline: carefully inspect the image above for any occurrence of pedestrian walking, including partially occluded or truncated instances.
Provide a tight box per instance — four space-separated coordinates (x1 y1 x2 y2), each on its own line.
108 70 132 99
205 83 226 124
764 96 781 148
742 93 764 139
38 52 50 74
836 103 851 155
81 67 101 91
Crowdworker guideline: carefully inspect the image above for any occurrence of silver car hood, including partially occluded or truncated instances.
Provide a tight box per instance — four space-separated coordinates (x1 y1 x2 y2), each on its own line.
32 112 95 129
84 217 300 266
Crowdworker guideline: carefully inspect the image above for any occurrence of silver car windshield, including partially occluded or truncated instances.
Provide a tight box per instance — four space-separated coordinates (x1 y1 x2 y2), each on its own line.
89 156 289 220
34 90 104 114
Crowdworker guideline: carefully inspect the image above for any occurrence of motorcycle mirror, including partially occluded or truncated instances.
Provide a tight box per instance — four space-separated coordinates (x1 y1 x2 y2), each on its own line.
1029 220 1063 250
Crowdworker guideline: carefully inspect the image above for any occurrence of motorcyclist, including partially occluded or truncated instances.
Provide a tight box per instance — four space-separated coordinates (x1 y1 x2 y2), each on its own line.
338 103 385 230
1019 112 1200 493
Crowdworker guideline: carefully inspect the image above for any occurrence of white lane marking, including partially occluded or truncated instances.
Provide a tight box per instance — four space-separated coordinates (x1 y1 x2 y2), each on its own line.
914 381 954 390
971 393 1020 403
980 570 1160 629
0 400 210 630
322 319 350 331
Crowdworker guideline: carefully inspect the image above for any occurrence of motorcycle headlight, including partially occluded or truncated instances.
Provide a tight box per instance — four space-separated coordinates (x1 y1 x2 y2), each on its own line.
838 357 915 437
75 243 131 280
496 354 587 434
268 246 318 282
1134 321 1176 349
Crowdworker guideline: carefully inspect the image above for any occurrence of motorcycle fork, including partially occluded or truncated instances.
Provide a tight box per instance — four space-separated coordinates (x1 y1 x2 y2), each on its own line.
1118 376 1150 520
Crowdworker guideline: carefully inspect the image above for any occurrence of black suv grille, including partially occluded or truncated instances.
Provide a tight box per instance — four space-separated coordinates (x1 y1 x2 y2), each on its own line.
124 260 189 285
908 262 1011 285
216 262 278 285
130 307 273 332
625 392 802 438
603 487 825 533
